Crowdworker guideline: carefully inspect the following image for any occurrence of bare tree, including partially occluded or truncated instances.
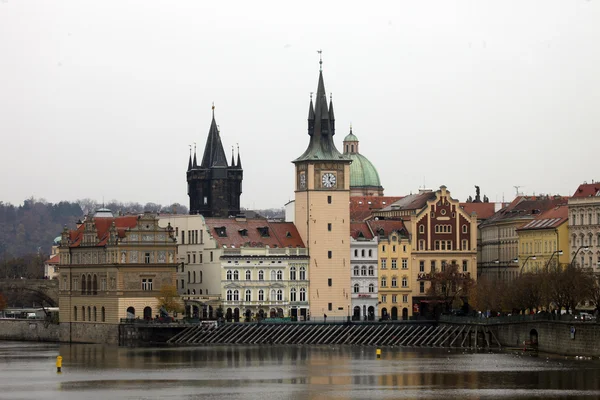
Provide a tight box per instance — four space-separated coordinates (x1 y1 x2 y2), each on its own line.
427 262 474 313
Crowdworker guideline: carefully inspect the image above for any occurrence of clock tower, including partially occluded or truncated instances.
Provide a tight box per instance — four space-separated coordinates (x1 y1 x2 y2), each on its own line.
293 59 351 319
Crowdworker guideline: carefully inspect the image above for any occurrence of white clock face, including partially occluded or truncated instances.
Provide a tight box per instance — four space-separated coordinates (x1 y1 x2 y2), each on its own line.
321 173 336 188
299 173 306 189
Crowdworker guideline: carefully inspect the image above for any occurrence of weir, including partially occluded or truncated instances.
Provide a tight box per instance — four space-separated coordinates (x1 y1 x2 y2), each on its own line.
167 321 502 349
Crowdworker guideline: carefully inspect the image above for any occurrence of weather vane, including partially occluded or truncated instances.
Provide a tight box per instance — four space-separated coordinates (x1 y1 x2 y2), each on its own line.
317 49 322 71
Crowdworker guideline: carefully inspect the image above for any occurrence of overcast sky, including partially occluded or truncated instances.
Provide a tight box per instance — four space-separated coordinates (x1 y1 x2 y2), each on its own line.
1 1 599 210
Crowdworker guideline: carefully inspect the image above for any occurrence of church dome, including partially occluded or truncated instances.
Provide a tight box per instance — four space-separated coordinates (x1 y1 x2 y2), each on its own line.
342 127 383 195
347 153 382 188
94 208 114 218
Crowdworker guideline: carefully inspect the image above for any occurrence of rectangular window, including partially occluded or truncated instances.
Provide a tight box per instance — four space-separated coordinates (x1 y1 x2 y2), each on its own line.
402 294 408 303
403 245 406 252
420 281 425 293
328 251 332 259
328 278 332 287
328 223 332 231
419 240 425 251
402 258 408 269
188 231 191 244
392 295 397 303
327 196 332 204
463 260 468 272
199 254 203 263
435 241 440 250
181 279 184 289
447 241 452 250
142 278 153 291
101 278 106 291
382 245 386 252
328 303 333 311
461 239 468 250
210 252 213 262
381 259 387 269
391 259 397 269
181 230 185 244
145 253 151 264
431 261 436 272
193 253 196 263
392 245 396 252
419 261 425 272
381 295 387 303
187 254 190 263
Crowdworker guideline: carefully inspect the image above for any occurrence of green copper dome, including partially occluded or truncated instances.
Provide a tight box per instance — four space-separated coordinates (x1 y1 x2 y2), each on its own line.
347 153 382 187
344 131 359 142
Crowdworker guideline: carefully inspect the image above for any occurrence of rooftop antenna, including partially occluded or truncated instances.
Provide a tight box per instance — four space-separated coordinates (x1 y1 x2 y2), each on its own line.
514 185 522 197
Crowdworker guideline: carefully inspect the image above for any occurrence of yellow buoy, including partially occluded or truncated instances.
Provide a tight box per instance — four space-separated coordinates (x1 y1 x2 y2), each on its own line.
56 356 63 373
376 349 381 359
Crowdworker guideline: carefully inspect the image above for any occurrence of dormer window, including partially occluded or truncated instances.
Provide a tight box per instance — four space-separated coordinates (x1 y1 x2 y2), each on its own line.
258 227 270 238
215 227 227 237
238 229 248 237
286 231 292 238
378 228 385 236
357 231 365 239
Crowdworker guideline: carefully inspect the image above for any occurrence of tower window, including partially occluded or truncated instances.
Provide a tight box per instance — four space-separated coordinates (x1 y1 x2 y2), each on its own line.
327 196 332 204
328 223 332 231
328 251 332 259
328 278 332 287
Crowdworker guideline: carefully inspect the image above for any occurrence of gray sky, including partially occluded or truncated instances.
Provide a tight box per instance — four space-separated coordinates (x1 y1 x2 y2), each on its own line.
1 1 599 209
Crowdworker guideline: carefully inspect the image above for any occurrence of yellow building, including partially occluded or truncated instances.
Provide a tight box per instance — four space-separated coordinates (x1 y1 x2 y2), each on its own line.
293 63 352 320
373 186 478 318
58 209 178 341
373 221 412 320
516 205 569 273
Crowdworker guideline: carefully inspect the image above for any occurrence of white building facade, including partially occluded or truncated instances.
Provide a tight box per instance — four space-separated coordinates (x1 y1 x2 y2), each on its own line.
350 223 379 321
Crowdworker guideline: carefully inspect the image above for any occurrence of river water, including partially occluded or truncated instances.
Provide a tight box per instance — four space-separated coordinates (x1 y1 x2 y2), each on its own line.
1 341 600 399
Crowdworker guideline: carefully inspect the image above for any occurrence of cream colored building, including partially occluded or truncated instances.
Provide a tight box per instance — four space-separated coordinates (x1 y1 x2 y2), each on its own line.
293 65 352 320
58 210 178 324
568 182 600 270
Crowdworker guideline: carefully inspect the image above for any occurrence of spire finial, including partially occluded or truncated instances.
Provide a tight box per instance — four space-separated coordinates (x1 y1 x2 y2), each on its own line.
317 49 322 71
330 93 332 101
237 142 239 152
212 102 215 117
310 92 313 100
350 123 352 133
189 144 192 156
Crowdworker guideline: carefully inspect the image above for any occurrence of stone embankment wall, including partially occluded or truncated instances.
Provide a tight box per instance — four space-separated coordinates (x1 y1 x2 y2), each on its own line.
494 321 600 356
59 323 120 345
0 320 59 342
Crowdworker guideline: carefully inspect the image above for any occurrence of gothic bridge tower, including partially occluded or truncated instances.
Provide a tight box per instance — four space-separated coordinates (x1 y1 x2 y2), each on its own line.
187 107 243 217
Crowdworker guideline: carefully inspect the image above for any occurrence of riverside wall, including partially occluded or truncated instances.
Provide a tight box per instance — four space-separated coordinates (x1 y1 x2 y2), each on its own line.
0 320 59 342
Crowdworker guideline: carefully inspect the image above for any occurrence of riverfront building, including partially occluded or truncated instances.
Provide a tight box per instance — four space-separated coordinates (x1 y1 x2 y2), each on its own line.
350 222 379 321
203 218 309 321
568 182 600 270
57 210 178 325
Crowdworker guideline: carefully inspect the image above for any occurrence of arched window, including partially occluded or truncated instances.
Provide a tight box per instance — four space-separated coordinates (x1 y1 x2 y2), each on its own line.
233 270 239 280
92 274 98 295
226 290 233 301
290 266 296 280
290 288 297 301
81 306 86 321
368 283 374 293
199 271 203 283
353 283 359 293
299 267 306 280
300 288 306 301
276 289 283 301
391 277 397 287
193 271 196 282
233 290 239 301
226 270 232 280
246 270 251 280
74 306 78 321
81 274 87 295
270 289 276 300
381 276 387 287
270 270 277 280
259 270 264 280
277 270 283 280
87 306 91 321
353 266 359 276
93 306 97 321
188 271 191 282
368 249 372 257
402 276 408 287
258 289 264 301
361 249 365 257
245 289 251 302
368 266 374 276
101 307 105 322
361 266 367 276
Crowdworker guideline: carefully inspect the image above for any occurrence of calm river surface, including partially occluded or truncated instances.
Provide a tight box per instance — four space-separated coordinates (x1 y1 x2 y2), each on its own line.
1 341 600 399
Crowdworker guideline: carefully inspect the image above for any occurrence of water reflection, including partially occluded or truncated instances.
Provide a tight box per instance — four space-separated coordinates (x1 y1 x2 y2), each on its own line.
1 341 600 399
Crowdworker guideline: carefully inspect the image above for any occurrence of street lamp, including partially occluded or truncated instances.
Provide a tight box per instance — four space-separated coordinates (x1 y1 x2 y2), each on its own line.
571 246 590 268
519 255 537 274
544 250 563 271
347 304 350 323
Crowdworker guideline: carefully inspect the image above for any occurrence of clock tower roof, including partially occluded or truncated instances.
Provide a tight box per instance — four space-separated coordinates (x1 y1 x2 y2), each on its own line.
294 67 348 163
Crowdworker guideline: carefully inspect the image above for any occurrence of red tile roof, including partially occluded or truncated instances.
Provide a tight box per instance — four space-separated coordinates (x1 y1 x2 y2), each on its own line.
572 183 600 198
350 196 403 221
517 205 569 231
204 218 305 248
378 191 437 213
366 219 407 237
350 222 373 240
481 196 568 226
69 216 139 247
47 254 60 264
460 202 497 220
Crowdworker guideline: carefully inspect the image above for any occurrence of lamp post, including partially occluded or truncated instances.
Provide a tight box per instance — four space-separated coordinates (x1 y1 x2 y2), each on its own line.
347 304 350 323
519 255 537 274
544 250 563 271
571 246 590 268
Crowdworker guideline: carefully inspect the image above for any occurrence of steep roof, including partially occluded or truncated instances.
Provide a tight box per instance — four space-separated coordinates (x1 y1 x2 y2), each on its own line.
480 196 568 227
350 222 374 240
517 205 569 231
379 191 437 213
68 215 139 247
200 111 228 168
204 218 305 248
572 183 600 198
366 219 407 237
350 196 403 221
47 254 60 264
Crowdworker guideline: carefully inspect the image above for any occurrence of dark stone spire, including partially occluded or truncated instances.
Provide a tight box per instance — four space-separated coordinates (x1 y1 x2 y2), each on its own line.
187 148 192 171
201 107 228 168
294 61 345 162
192 143 198 168
329 93 335 136
236 144 242 169
307 93 315 136
231 146 235 167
